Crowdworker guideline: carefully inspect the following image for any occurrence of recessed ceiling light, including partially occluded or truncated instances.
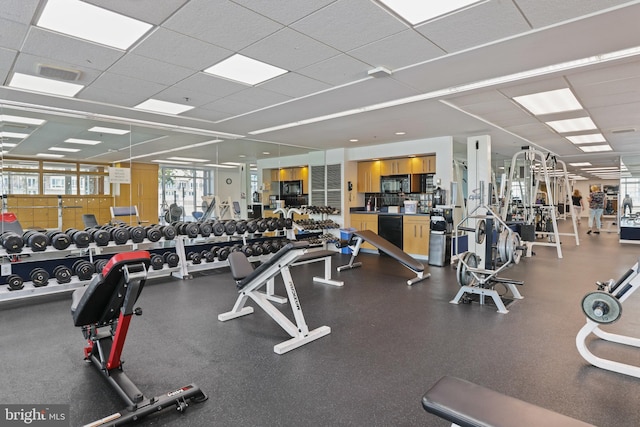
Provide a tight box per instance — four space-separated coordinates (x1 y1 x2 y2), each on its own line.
134 99 195 115
395 131 406 135
65 138 101 145
204 54 288 86
204 163 236 168
49 147 81 152
88 126 130 135
37 153 65 158
513 88 582 115
238 155 246 158
349 139 359 142
37 0 152 50
8 72 83 97
569 162 592 167
378 0 483 25
579 144 613 153
546 117 596 133
167 156 208 163
222 162 242 166
0 143 17 148
0 115 46 126
152 160 190 165
0 131 30 139
262 152 270 155
566 134 606 144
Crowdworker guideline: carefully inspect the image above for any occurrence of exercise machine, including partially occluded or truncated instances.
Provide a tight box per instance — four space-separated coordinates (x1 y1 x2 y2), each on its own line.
71 250 207 425
576 258 640 378
219 241 331 354
336 229 430 286
422 376 594 426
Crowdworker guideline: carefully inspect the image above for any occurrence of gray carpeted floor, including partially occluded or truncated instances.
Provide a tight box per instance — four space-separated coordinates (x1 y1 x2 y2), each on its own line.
1 222 639 426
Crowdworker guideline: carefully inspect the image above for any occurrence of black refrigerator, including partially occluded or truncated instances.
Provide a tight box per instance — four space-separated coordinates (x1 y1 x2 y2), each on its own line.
378 215 403 250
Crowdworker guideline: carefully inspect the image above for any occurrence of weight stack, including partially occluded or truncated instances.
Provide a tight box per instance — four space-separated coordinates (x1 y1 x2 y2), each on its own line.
518 224 536 242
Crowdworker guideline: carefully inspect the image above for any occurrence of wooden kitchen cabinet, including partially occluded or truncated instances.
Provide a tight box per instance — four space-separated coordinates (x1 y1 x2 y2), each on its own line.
411 155 436 174
350 213 378 250
403 215 430 256
380 158 412 175
357 161 381 193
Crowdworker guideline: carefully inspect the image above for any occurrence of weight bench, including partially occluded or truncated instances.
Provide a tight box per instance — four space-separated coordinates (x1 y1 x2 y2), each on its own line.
110 205 147 225
422 376 595 427
337 229 430 285
219 241 331 354
71 250 207 426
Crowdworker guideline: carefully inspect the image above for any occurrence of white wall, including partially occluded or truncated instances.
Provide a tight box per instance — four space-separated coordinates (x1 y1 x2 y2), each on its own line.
573 179 619 218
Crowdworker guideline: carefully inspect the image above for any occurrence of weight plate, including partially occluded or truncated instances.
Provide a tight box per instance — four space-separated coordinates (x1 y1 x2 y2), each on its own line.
475 219 486 245
284 218 293 229
257 219 268 233
236 221 247 234
53 265 72 284
217 247 230 261
150 254 165 270
456 252 479 287
247 220 258 233
30 268 49 287
497 230 509 263
506 232 522 265
199 222 212 237
94 259 109 272
212 222 225 236
185 223 200 238
266 219 277 231
276 218 285 230
72 230 91 248
224 220 237 235
111 228 129 245
162 225 177 240
146 227 162 242
6 274 24 291
581 291 622 324
164 252 180 268
26 232 49 251
130 226 145 243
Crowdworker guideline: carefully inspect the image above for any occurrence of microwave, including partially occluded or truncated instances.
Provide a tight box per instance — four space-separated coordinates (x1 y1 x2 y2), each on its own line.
280 180 302 195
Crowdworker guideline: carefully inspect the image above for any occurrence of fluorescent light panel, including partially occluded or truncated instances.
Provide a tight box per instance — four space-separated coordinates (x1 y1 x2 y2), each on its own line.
0 131 29 139
88 126 130 135
378 0 483 25
204 164 236 168
37 0 152 50
49 147 80 152
65 138 101 145
546 117 596 133
222 162 242 166
569 162 592 167
513 88 583 115
579 144 612 152
0 115 46 126
9 73 83 97
567 134 606 144
152 160 190 165
134 99 194 115
167 157 208 163
37 153 65 158
204 54 288 86
0 143 17 148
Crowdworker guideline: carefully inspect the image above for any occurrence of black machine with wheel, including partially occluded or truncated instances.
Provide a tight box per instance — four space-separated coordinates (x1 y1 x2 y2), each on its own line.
70 250 207 425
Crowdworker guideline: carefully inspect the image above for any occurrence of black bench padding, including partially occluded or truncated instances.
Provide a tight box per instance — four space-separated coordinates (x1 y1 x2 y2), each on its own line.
422 376 595 427
232 241 309 290
294 249 335 262
354 230 424 272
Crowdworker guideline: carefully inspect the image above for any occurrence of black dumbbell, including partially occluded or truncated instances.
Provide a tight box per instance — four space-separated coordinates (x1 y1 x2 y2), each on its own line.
257 219 268 232
187 251 202 264
284 218 293 229
53 265 72 284
30 268 49 287
271 240 282 252
241 244 254 257
73 259 95 280
224 220 237 235
65 228 91 248
94 259 109 272
163 252 180 268
200 250 215 262
183 222 200 238
128 225 146 243
46 231 71 250
217 246 231 261
86 228 111 246
150 254 165 270
23 230 49 252
262 241 273 254
210 246 220 259
1 231 24 253
211 221 225 236
266 218 277 231
252 243 264 256
276 218 285 230
161 225 177 240
6 274 24 290
236 220 248 234
247 220 258 233
145 226 162 242
198 222 212 237
108 226 130 245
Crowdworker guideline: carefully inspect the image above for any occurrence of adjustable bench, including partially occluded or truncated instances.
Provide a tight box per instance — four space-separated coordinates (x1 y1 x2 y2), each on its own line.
337 229 431 285
219 241 331 354
422 376 595 427
71 250 207 426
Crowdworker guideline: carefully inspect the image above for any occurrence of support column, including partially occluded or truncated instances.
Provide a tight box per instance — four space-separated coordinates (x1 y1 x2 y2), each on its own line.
466 135 491 257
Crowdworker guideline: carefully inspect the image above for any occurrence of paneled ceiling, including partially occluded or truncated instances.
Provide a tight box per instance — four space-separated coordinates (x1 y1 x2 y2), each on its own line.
1 0 640 179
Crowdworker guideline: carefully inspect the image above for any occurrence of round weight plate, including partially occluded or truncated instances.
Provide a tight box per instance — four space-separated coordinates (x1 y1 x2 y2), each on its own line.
252 244 264 256
73 230 91 248
284 218 293 229
150 254 164 270
2 233 24 253
185 223 199 238
27 232 49 251
497 230 509 263
266 219 277 231
162 225 177 240
50 233 71 250
212 222 225 236
111 228 129 245
506 232 522 265
53 266 72 284
6 274 24 290
236 221 247 234
94 259 109 272
276 218 285 230
199 222 212 237
581 291 622 324
130 226 145 243
456 252 479 287
30 268 49 287
75 261 95 280
247 220 258 233
224 221 237 235
217 247 230 261
164 252 180 268
475 219 486 244
257 219 268 232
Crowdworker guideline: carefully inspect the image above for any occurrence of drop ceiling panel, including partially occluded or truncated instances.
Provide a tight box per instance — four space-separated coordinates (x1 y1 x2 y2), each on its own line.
83 0 189 25
233 0 335 25
0 47 16 75
21 28 125 72
446 90 509 107
163 0 283 51
498 77 576 98
199 98 260 116
85 73 167 104
78 85 155 107
258 72 331 98
13 53 103 86
223 87 292 109
132 28 233 70
181 107 231 122
515 0 632 28
296 54 371 86
588 101 640 130
505 122 555 140
0 18 29 51
173 73 246 98
415 0 530 53
107 54 195 86
151 86 221 108
291 0 407 52
0 0 39 25
240 28 340 71
574 76 640 109
348 29 444 71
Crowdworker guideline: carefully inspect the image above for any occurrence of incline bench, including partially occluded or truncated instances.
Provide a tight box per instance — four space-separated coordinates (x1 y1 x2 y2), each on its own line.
71 250 207 425
422 376 595 427
219 241 331 354
337 229 430 285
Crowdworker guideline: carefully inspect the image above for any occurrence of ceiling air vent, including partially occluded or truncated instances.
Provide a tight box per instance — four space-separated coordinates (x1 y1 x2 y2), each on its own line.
37 64 82 81
611 128 636 134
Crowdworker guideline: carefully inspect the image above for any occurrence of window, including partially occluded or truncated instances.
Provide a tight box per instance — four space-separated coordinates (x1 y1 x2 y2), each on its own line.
159 166 214 220
43 173 77 195
3 172 39 194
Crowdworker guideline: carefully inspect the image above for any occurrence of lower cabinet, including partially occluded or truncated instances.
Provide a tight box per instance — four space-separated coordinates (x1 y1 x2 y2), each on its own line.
350 213 378 250
403 216 430 256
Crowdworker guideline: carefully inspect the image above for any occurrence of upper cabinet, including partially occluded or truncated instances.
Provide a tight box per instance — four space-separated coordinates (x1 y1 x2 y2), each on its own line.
411 155 436 174
380 158 412 175
357 161 381 193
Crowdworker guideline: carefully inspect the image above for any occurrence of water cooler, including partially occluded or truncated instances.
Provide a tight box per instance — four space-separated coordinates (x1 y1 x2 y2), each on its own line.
429 206 453 267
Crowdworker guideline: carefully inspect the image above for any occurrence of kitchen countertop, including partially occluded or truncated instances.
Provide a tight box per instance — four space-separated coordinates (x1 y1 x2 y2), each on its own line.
350 209 430 216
